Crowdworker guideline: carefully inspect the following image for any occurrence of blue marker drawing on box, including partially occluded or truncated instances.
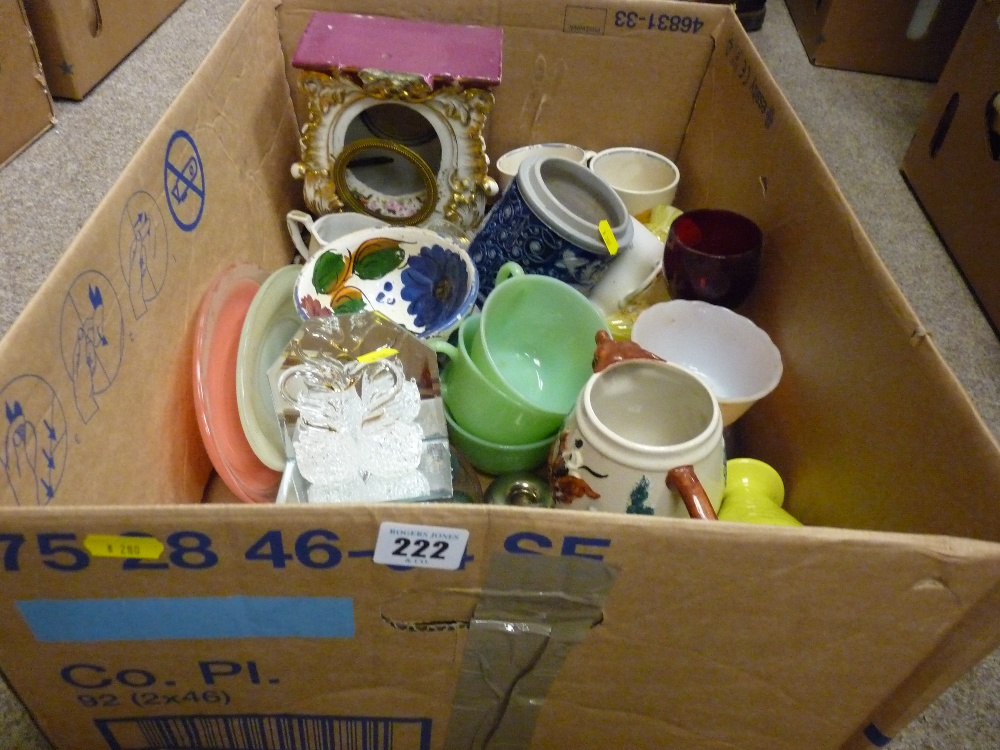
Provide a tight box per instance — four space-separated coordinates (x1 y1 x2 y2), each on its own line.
119 191 169 319
163 130 205 232
60 271 124 423
0 375 67 506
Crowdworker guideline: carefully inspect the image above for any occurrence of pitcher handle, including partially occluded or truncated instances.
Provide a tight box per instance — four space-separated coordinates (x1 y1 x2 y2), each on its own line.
666 465 718 520
286 209 318 261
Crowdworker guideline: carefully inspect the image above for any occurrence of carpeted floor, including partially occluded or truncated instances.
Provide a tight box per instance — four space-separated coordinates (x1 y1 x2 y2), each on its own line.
1 0 999 747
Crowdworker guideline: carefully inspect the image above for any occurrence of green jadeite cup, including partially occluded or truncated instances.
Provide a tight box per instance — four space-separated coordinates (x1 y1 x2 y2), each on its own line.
430 314 563 445
472 262 609 417
444 406 556 475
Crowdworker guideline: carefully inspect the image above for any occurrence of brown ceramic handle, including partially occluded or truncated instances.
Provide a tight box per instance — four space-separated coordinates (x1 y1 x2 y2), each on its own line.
592 330 665 373
666 465 719 520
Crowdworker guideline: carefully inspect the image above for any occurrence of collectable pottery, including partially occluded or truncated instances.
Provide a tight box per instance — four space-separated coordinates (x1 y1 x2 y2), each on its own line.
587 217 668 317
444 406 555 475
236 265 303 471
718 457 801 526
591 330 664 373
286 209 388 260
294 224 478 340
290 13 502 233
495 143 595 193
631 299 782 426
662 207 764 309
472 262 609 417
548 359 725 519
468 155 634 301
430 314 564 445
588 146 681 219
193 264 282 504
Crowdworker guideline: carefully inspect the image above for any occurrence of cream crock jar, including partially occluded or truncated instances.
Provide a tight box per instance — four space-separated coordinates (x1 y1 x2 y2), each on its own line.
548 359 725 519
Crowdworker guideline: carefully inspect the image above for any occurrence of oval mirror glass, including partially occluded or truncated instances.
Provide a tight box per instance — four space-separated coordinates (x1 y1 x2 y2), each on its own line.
335 104 443 225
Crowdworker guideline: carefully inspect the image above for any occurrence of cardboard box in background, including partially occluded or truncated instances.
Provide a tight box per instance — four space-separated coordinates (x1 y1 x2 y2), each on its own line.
901 0 1000 333
3 1 1000 749
0 0 54 169
23 0 186 99
783 0 976 80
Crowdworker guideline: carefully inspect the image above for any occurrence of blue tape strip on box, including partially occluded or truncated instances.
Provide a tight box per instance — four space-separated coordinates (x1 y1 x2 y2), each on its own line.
16 596 355 642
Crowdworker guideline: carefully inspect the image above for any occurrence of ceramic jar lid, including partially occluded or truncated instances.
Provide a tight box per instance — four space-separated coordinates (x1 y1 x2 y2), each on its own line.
516 155 634 255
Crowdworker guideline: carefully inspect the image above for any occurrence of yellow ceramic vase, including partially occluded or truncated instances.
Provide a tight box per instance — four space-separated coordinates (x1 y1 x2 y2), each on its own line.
718 457 802 526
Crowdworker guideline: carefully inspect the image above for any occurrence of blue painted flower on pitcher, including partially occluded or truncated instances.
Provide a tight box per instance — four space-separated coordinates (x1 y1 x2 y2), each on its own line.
400 244 472 333
295 225 478 339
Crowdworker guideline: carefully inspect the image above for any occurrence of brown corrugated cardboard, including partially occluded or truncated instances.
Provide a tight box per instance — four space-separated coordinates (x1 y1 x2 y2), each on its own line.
23 0 187 100
783 0 976 80
901 0 1000 334
676 0 769 31
2 1 1000 749
0 0 54 169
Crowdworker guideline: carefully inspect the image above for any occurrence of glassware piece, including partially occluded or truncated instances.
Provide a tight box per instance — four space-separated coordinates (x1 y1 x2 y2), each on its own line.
662 208 763 309
267 311 451 504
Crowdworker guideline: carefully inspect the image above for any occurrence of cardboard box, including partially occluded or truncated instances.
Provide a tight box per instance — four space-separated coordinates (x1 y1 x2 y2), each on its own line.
23 0 186 100
0 0 54 169
784 0 976 80
3 1 1000 749
901 0 1000 333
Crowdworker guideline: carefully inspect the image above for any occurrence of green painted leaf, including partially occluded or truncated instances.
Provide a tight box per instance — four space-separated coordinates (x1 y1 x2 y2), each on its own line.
333 297 367 314
312 252 348 294
353 243 406 280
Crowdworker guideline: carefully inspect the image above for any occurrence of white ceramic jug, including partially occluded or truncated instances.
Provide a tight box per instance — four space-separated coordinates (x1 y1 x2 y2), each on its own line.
549 359 725 519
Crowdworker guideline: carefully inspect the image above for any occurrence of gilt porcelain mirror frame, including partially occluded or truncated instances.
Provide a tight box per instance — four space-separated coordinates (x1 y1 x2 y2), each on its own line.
289 13 504 235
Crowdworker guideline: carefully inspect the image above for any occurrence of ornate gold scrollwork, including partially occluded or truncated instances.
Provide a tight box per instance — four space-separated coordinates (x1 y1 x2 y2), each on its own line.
293 68 497 230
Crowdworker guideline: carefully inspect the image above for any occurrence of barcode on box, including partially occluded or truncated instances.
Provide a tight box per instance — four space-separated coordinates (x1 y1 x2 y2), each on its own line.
95 714 431 750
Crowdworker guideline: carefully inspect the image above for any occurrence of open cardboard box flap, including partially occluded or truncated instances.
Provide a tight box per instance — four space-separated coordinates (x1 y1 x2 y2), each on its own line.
1 1 1000 749
0 0 55 170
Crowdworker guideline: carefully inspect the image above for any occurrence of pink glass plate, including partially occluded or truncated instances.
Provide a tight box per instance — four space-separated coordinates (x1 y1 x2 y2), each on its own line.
192 264 281 503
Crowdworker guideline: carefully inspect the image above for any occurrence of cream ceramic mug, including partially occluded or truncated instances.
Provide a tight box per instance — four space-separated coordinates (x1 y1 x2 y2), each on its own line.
588 146 680 218
495 143 596 193
548 359 725 519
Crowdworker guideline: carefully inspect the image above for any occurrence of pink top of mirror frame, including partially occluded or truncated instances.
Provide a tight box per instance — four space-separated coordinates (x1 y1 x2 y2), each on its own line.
291 12 503 87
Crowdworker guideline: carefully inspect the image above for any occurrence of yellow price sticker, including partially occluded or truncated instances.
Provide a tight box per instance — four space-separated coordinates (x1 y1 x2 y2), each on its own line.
599 220 618 256
357 347 399 364
84 534 165 560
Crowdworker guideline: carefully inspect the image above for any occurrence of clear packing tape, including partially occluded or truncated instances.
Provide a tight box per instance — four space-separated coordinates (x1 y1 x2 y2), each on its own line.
444 553 618 749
